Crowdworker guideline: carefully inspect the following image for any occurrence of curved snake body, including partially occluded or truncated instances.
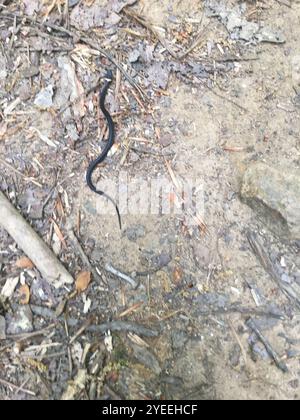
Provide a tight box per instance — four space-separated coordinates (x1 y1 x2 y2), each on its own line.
86 70 122 229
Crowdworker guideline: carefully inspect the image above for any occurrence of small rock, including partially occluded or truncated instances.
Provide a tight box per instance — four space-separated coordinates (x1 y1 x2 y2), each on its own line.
152 252 172 269
66 123 79 142
0 316 6 340
126 224 146 242
22 65 40 79
146 62 170 89
17 81 32 101
34 85 54 110
241 163 300 240
128 49 140 63
159 134 173 148
229 344 241 367
6 305 33 335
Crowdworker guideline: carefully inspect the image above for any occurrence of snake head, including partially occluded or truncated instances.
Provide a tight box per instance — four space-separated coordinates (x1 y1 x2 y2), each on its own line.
104 69 113 82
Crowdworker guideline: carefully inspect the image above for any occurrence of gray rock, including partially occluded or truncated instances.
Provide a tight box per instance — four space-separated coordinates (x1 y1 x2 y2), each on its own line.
6 305 33 335
34 85 54 110
209 2 285 44
22 65 40 79
126 224 146 242
128 49 140 63
241 163 300 240
66 123 79 142
152 252 172 269
0 315 6 340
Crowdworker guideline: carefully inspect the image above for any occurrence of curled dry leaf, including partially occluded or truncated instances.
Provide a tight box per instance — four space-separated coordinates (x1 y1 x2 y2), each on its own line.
15 257 35 269
19 284 30 305
75 271 91 294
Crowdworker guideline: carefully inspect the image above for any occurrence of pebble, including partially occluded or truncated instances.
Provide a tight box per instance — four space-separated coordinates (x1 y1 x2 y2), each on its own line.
34 85 54 110
241 163 300 240
6 305 33 335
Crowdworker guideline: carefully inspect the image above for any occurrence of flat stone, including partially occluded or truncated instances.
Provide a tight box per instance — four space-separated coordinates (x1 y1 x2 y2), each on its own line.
34 85 54 110
6 305 33 335
241 163 300 240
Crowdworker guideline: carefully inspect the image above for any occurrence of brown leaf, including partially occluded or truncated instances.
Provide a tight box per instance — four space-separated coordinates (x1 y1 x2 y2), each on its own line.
19 284 30 305
75 271 91 293
173 266 183 285
15 257 34 269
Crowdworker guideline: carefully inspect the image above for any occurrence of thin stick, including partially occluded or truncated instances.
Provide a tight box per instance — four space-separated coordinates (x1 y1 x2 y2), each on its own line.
67 227 102 284
228 319 248 366
0 157 42 188
246 317 288 373
105 263 138 289
64 315 73 376
0 192 74 288
0 377 36 397
87 320 159 337
69 316 94 345
6 323 57 341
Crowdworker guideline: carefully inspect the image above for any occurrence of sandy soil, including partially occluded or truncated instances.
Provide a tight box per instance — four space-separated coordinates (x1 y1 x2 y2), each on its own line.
0 0 300 400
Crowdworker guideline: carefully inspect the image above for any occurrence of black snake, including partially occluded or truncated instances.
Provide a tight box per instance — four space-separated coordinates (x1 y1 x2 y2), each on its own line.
86 70 122 229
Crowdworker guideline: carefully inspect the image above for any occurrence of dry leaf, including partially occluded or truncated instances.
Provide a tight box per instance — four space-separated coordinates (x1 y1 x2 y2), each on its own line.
15 257 34 269
173 266 183 285
19 284 30 305
75 271 91 293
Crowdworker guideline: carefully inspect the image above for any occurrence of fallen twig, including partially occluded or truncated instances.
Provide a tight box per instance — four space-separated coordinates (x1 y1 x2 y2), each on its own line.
0 191 74 288
247 232 300 308
0 377 36 397
87 320 159 337
0 157 42 188
105 263 138 289
246 317 288 373
67 227 102 284
123 8 209 60
6 323 57 342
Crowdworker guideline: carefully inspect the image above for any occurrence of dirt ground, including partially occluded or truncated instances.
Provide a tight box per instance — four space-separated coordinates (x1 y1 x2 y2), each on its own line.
0 0 300 400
